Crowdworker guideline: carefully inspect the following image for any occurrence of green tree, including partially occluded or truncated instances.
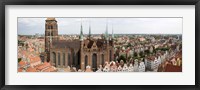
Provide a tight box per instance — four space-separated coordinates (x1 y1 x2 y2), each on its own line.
18 58 22 63
127 43 132 47
118 55 126 63
145 50 150 55
134 52 137 57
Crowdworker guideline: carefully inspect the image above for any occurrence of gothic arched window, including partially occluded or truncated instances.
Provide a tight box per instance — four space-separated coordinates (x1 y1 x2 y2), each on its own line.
92 53 97 70
51 25 53 29
58 53 60 65
48 32 50 36
68 53 71 66
51 32 53 36
63 53 65 66
48 25 51 29
85 55 88 69
110 50 112 62
72 52 76 66
101 54 104 66
52 52 56 66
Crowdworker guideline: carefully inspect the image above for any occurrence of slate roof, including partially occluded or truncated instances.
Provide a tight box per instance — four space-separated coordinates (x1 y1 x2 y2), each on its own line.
52 40 80 49
52 39 112 49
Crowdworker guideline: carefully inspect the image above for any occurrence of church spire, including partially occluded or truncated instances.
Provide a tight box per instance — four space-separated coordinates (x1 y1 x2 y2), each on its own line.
105 19 109 41
80 19 83 41
112 24 114 39
88 21 91 39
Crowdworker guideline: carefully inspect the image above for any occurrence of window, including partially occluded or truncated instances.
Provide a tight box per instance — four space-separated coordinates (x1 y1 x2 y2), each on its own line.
48 25 54 29
51 32 53 36
85 55 88 69
58 53 60 65
101 54 104 66
48 25 51 29
92 54 97 70
63 53 65 66
48 32 50 36
72 52 75 66
52 52 56 66
68 53 71 66
110 50 112 62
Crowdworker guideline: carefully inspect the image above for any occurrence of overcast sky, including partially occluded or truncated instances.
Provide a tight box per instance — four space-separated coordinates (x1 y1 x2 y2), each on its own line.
18 18 182 35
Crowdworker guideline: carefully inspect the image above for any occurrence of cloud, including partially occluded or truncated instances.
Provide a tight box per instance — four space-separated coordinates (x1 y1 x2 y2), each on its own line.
18 18 45 26
18 18 182 35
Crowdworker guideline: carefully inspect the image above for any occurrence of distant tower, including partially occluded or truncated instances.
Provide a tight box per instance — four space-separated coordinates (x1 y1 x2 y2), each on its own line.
105 21 109 41
112 24 114 39
111 25 115 61
88 22 91 39
105 20 111 62
79 21 83 41
177 35 179 40
80 20 84 70
45 17 58 62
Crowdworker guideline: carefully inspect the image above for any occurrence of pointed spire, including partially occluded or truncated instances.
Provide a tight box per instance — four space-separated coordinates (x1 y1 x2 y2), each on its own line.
105 19 109 41
89 21 91 39
80 19 83 41
112 24 114 39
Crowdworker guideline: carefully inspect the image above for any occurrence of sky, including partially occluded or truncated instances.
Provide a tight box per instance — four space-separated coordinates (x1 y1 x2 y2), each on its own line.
18 18 182 35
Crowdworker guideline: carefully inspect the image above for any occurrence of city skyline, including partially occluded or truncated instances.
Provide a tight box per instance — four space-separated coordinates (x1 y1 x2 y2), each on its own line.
18 17 182 72
18 18 182 35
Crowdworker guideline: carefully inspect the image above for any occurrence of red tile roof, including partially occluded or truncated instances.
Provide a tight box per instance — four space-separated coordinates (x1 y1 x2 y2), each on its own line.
19 60 27 66
164 64 182 72
42 66 56 72
18 68 23 72
26 67 37 72
36 62 51 70
30 56 41 63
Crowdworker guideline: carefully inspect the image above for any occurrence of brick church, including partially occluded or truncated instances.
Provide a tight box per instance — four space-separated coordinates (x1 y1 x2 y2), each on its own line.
44 18 114 71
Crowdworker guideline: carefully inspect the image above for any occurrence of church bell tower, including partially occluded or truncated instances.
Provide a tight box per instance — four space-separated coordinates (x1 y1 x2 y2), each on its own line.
45 17 58 62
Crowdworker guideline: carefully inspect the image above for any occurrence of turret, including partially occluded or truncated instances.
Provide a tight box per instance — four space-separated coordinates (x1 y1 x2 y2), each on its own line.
88 22 91 39
79 20 83 41
105 21 109 42
112 24 114 39
80 19 84 70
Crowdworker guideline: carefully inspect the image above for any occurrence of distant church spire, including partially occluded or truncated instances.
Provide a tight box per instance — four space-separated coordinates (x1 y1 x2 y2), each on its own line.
88 21 91 39
80 19 83 41
105 19 109 41
112 24 114 39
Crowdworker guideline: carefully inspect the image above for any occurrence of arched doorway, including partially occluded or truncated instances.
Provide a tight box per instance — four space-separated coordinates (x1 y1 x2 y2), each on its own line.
92 53 97 71
85 55 88 69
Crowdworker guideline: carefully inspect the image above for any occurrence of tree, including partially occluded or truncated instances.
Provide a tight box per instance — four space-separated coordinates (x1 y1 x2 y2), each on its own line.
18 58 22 63
118 55 126 63
139 52 144 58
127 43 132 47
134 52 138 57
144 49 150 55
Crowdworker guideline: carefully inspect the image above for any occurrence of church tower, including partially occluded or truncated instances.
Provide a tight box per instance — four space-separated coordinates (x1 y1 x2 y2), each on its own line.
45 17 58 62
79 20 85 70
105 21 111 63
79 21 83 41
88 23 91 39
